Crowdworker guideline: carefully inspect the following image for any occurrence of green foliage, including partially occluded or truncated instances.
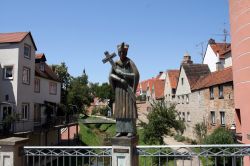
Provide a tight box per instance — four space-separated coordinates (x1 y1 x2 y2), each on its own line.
174 134 185 142
142 102 185 145
203 127 234 144
194 121 207 143
90 82 114 107
92 106 110 116
201 127 237 166
52 62 71 104
67 73 93 113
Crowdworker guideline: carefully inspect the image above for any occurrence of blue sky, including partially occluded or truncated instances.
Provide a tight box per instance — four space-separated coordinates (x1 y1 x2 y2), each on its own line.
0 0 230 83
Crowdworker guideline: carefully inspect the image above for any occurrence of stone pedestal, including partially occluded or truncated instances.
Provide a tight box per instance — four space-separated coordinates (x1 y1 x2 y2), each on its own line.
0 137 29 166
111 136 138 166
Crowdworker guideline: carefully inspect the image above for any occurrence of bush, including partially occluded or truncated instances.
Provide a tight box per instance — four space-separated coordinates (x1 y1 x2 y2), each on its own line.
203 127 234 144
174 134 185 142
194 121 207 143
202 127 236 165
92 106 110 116
142 102 185 145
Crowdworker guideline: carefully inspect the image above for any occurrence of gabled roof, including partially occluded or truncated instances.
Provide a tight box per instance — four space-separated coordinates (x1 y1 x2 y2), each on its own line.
182 64 210 89
153 80 165 99
192 67 232 91
35 63 60 82
35 53 47 62
167 70 180 89
0 32 37 50
210 42 231 58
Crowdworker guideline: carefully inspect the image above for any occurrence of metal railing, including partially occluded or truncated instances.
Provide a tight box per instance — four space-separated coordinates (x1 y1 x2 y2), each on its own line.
24 144 250 166
24 146 112 166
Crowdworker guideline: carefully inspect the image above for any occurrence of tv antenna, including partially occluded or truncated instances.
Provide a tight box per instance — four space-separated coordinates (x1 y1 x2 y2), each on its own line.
196 41 206 62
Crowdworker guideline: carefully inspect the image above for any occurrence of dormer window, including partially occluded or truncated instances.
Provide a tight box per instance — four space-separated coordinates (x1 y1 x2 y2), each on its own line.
40 63 45 72
24 44 31 59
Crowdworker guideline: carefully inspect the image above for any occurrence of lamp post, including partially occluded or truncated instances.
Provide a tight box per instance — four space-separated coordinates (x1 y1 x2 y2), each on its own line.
230 123 236 142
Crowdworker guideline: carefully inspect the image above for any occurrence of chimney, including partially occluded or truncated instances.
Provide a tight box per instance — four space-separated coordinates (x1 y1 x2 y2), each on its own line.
182 52 193 65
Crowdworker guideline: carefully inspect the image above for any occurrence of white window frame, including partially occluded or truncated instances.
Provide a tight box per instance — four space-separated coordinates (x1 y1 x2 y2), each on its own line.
219 85 224 99
210 87 214 99
21 103 29 120
3 66 13 80
182 112 185 121
22 67 30 84
40 63 45 72
49 82 57 95
34 78 40 93
220 111 225 126
211 111 215 125
24 44 31 59
186 95 189 104
187 112 191 122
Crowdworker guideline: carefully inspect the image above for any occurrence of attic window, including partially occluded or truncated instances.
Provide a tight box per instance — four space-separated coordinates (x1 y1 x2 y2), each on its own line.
181 78 184 85
24 44 31 59
40 63 45 72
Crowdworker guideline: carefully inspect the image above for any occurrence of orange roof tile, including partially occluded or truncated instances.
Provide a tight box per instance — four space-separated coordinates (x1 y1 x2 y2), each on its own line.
0 32 37 50
192 67 233 91
167 70 180 89
210 43 231 58
153 80 165 99
35 63 60 82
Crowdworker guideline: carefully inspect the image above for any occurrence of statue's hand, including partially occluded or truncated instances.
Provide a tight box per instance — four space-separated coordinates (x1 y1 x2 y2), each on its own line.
114 68 123 75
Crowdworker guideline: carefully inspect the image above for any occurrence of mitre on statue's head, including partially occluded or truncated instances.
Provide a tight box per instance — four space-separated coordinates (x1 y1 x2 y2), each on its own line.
117 42 129 52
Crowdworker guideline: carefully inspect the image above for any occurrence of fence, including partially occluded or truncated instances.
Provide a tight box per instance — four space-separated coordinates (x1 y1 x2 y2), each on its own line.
23 144 250 166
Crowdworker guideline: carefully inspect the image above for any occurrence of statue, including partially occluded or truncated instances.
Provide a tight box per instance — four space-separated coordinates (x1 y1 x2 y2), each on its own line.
102 42 139 137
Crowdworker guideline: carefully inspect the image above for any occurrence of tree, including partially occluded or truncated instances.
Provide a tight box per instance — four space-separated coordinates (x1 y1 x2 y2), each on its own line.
142 102 185 145
67 72 93 113
52 62 71 104
90 82 115 107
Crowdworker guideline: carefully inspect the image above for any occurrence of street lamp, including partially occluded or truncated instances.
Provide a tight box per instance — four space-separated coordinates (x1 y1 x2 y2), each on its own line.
230 123 236 142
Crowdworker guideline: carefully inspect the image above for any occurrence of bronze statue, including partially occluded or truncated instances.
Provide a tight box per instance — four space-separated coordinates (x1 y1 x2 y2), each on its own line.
102 42 139 137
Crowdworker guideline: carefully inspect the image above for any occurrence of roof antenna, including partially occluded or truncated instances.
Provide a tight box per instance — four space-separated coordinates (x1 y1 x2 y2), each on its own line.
196 41 206 63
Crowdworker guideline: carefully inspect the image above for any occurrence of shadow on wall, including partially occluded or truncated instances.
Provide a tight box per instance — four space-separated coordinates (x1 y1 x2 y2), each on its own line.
0 64 16 135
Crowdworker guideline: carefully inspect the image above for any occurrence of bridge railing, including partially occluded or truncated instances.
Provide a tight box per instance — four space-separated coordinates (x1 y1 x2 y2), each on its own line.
23 144 250 166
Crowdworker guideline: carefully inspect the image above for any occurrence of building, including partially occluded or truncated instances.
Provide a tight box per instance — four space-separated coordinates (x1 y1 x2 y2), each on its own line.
229 1 250 165
0 32 76 146
175 54 210 138
174 53 234 139
164 70 179 103
203 39 231 72
192 67 234 134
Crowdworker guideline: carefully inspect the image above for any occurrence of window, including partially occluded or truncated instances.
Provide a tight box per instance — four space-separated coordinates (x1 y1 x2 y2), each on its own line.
186 95 189 104
182 112 185 121
187 112 191 122
219 85 224 99
24 44 31 59
34 78 40 92
2 105 12 120
22 103 29 120
182 95 184 104
220 111 225 126
40 63 45 71
49 82 57 95
211 111 215 125
178 96 180 104
181 77 184 85
3 66 13 79
22 67 30 84
209 87 214 99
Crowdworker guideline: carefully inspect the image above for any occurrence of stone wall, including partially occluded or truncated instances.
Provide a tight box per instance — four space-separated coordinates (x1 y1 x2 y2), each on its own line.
175 82 234 140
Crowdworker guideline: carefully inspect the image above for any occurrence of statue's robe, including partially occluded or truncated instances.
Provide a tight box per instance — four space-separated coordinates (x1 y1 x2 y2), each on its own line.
109 57 139 134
